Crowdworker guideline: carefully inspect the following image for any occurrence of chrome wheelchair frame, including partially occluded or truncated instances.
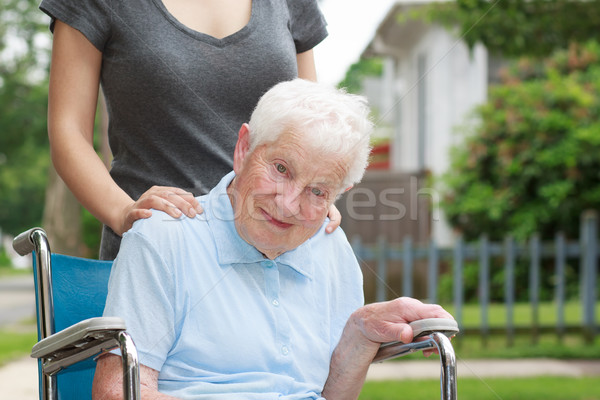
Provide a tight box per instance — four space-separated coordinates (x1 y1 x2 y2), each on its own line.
373 332 457 400
13 228 140 400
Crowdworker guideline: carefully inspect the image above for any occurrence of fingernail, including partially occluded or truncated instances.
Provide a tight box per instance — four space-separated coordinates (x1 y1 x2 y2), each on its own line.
188 208 197 217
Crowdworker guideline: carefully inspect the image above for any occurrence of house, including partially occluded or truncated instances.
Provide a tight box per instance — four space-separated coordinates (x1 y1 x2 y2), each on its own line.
356 0 505 247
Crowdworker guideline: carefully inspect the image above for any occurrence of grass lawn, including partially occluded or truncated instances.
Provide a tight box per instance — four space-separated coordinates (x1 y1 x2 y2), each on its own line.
0 267 37 367
384 301 600 360
391 332 600 360
0 328 37 367
441 301 600 359
443 301 600 328
359 377 600 400
0 264 31 278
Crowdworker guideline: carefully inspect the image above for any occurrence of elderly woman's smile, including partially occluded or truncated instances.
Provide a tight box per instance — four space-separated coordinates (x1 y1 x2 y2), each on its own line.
260 209 293 229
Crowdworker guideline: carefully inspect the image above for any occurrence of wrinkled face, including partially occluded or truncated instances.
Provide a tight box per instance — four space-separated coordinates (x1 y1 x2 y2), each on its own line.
228 125 348 259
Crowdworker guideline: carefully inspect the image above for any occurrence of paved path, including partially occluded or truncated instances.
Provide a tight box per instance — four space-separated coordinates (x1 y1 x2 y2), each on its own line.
2 356 599 400
0 275 35 328
0 357 38 400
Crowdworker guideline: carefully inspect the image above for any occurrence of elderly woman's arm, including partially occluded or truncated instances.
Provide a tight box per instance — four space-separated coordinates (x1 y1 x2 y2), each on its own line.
321 297 454 400
92 354 178 400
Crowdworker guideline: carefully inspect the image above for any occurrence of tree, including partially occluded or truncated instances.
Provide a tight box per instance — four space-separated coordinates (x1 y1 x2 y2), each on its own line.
0 0 51 236
338 57 383 93
441 41 600 241
422 0 600 58
0 0 97 256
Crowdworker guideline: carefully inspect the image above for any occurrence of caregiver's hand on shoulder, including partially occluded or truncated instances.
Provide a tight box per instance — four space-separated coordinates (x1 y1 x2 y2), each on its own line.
116 186 203 236
326 203 342 233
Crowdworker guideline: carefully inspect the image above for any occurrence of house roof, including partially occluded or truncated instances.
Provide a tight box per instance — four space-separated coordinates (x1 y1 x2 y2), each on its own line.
362 0 448 59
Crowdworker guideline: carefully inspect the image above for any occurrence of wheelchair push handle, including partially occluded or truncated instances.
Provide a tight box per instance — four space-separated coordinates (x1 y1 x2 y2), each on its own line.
13 227 46 256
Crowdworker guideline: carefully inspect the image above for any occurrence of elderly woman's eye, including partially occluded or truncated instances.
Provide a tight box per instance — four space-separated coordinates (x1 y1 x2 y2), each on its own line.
276 164 287 174
311 187 324 196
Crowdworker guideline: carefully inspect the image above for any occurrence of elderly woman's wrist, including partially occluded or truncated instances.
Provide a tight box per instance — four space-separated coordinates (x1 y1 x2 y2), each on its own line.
346 310 384 353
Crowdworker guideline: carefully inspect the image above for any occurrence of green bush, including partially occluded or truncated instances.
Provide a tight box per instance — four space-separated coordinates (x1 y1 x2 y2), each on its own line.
442 40 600 242
81 208 102 258
439 42 600 300
0 248 13 270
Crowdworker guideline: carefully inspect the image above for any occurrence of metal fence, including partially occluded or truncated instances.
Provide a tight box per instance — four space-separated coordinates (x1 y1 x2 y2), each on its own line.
351 211 599 345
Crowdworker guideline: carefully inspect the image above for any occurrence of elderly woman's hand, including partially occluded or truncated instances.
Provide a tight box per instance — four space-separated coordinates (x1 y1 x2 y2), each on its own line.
322 297 454 400
116 186 203 236
349 297 453 350
325 203 342 233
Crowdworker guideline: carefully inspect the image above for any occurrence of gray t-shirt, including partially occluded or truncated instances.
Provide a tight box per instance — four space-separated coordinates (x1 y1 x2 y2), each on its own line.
40 0 328 259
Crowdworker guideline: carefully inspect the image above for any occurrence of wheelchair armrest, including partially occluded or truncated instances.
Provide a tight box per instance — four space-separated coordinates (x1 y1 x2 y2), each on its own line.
410 318 459 338
31 317 127 375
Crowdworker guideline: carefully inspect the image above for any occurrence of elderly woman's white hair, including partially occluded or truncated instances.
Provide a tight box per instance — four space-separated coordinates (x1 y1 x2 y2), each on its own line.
247 79 373 189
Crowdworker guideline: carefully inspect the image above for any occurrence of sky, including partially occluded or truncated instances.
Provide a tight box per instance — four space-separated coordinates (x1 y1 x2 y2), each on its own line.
314 0 397 86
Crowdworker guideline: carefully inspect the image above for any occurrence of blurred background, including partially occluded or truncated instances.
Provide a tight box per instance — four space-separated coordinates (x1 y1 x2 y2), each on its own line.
1 0 599 399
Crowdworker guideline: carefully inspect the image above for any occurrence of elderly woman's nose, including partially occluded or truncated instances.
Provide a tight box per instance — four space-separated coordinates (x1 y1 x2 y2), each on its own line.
275 185 302 216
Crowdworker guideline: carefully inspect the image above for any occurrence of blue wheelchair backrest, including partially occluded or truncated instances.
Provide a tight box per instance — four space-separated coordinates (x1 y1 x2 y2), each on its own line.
33 253 113 399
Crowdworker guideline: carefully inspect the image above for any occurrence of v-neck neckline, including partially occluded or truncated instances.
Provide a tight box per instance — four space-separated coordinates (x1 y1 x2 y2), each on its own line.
152 0 258 47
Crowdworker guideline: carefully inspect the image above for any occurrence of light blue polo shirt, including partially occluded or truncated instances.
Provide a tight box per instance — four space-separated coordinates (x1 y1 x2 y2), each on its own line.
104 171 364 399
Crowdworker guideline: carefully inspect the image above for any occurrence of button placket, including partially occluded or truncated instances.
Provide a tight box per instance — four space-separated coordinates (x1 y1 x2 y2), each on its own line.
262 261 292 358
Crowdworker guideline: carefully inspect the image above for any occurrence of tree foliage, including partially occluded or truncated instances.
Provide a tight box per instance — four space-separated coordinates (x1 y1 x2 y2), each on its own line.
442 40 600 241
0 0 51 236
0 79 50 236
337 57 383 94
422 0 600 58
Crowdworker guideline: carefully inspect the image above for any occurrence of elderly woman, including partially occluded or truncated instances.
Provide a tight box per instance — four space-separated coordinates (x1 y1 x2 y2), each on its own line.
93 79 453 400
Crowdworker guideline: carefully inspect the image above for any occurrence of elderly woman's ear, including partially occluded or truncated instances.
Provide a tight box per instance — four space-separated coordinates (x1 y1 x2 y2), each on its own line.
233 123 252 174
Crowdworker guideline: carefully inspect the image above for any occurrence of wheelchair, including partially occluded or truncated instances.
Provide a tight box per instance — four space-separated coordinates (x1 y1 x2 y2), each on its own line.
14 227 458 400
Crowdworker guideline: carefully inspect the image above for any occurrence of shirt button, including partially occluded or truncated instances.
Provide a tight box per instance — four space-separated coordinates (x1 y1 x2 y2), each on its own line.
262 260 274 268
281 346 289 355
272 299 279 307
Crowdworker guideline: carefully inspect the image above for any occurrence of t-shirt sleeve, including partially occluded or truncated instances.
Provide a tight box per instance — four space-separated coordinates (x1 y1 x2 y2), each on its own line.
286 0 328 54
39 0 112 52
103 229 177 372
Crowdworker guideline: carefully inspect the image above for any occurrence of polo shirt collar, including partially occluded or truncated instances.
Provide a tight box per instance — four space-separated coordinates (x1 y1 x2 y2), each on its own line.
204 172 315 280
